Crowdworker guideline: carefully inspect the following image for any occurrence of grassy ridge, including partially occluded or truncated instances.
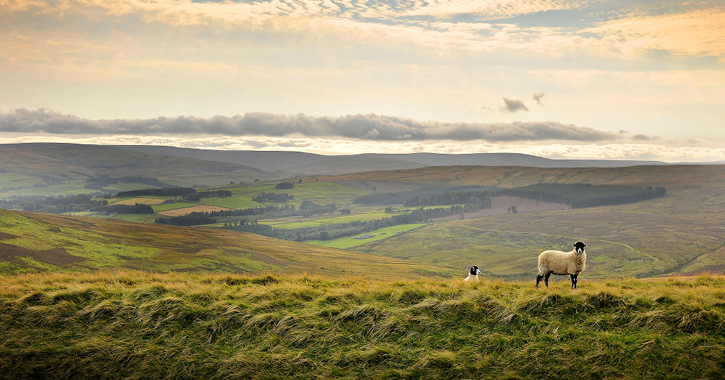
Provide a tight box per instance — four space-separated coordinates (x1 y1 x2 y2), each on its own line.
1 272 724 379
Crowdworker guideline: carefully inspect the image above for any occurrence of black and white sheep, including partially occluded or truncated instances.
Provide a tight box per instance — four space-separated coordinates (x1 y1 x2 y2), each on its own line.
536 242 587 289
463 266 481 282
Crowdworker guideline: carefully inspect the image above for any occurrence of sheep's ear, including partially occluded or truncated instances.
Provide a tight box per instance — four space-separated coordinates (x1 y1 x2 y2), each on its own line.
573 243 576 247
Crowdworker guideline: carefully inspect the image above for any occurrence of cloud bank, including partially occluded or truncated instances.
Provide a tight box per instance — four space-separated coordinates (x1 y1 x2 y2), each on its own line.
2 134 723 163
0 108 621 142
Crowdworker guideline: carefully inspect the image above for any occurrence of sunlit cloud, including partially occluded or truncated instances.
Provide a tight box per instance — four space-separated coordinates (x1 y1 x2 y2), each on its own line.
584 7 725 58
0 0 723 158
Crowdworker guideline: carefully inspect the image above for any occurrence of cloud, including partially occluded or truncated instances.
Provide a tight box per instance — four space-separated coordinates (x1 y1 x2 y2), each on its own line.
533 92 545 105
501 98 529 113
0 108 619 142
583 8 725 58
632 134 661 141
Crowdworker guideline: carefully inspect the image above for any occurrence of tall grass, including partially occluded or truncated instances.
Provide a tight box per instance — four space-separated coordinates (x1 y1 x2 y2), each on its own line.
1 272 724 379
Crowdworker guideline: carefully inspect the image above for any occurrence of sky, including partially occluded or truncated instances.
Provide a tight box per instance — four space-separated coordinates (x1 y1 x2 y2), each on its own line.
1 0 724 161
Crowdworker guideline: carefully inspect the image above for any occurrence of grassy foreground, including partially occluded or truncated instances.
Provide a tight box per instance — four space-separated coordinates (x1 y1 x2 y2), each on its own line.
2 272 724 380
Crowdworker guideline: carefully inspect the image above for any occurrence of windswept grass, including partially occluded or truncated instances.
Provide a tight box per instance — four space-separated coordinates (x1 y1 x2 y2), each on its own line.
1 272 724 379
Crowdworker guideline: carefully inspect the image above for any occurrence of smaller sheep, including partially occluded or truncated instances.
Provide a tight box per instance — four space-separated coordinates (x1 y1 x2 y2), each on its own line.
464 266 481 282
536 242 587 289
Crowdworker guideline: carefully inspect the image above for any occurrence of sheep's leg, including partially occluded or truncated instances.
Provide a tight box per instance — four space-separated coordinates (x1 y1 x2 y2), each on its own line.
570 274 578 289
544 272 552 288
536 274 543 288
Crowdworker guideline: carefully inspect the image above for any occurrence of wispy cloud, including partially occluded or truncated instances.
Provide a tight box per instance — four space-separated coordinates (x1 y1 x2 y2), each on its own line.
533 92 546 105
583 7 725 59
0 108 620 142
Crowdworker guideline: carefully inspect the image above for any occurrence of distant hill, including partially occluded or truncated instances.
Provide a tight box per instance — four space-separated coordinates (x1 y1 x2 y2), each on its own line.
0 143 285 196
0 143 261 177
320 164 725 191
118 145 665 176
361 152 665 168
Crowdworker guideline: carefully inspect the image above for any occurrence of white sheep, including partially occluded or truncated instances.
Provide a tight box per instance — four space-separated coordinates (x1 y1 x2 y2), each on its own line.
463 266 481 282
536 242 587 289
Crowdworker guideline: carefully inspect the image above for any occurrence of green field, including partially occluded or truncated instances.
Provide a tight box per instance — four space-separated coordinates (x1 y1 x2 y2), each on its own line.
197 195 261 209
1 271 723 379
213 181 368 208
0 173 46 190
151 202 199 213
307 223 426 249
263 211 392 229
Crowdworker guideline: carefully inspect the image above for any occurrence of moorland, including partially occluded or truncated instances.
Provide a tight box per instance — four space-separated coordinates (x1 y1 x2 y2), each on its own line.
2 143 725 379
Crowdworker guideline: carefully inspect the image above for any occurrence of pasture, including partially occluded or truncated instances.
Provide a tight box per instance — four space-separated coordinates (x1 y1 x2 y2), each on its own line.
262 211 393 229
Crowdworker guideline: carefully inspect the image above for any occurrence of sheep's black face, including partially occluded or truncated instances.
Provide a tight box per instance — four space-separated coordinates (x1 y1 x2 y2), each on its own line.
469 266 480 275
573 241 587 254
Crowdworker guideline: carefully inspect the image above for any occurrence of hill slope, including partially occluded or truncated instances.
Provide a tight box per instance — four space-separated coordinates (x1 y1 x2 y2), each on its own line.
119 146 663 175
363 152 663 168
0 143 288 196
0 209 452 278
119 145 427 175
324 164 725 279
322 164 725 190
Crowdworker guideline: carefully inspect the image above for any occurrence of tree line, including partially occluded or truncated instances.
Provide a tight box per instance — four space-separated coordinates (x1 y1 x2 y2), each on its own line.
353 186 493 206
154 202 338 226
252 192 294 202
497 183 667 208
404 191 492 208
184 190 232 202
14 194 153 214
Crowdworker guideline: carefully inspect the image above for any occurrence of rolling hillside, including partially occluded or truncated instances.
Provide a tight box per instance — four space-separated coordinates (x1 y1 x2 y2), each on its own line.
0 209 453 278
322 164 725 191
119 145 427 175
321 164 725 279
360 152 664 168
120 145 664 175
0 143 288 198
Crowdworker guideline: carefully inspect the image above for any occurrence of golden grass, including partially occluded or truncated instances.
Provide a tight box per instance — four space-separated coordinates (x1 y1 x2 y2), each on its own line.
1 271 724 379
